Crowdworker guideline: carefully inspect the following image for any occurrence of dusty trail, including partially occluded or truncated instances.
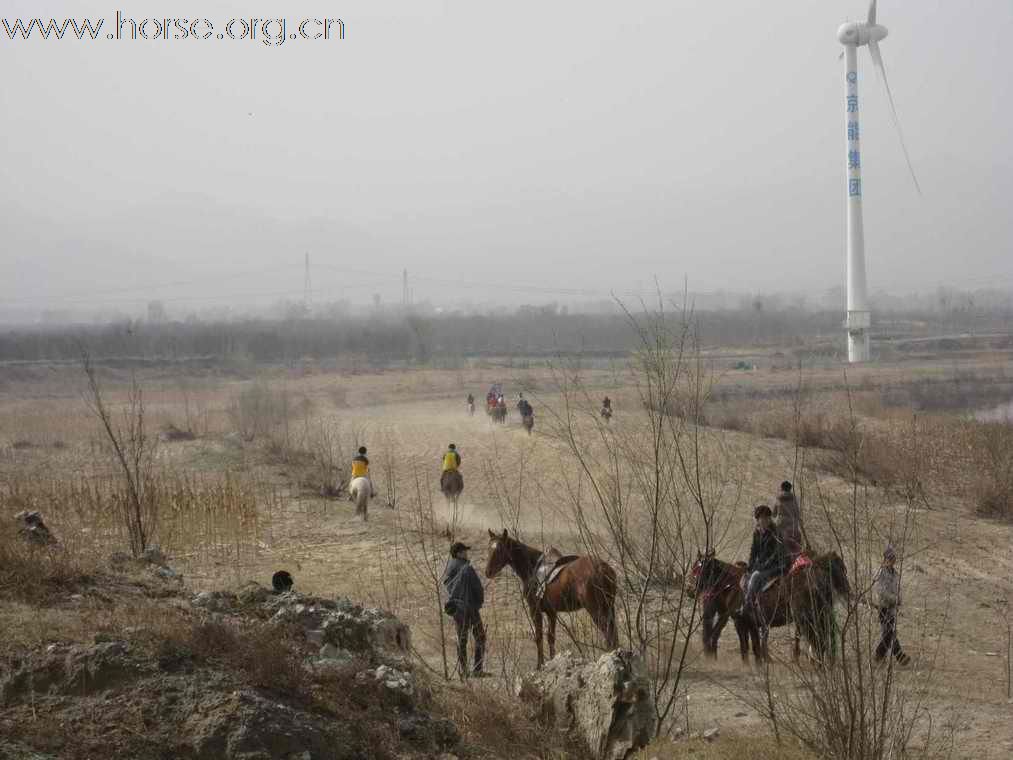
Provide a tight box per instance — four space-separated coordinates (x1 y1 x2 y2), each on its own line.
175 388 1013 758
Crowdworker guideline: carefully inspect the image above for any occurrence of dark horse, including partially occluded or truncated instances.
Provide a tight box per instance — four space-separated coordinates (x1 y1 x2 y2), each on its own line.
521 413 534 434
486 529 618 668
694 549 850 663
440 470 464 503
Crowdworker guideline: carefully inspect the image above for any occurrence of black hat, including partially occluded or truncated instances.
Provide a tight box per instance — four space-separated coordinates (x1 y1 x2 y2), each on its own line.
358 446 367 455
754 504 773 519
781 481 793 492
450 541 471 557
271 570 293 592
449 443 456 449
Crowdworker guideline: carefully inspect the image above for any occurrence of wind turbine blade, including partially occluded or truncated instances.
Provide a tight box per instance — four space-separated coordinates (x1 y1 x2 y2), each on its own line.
868 0 877 25
868 40 922 195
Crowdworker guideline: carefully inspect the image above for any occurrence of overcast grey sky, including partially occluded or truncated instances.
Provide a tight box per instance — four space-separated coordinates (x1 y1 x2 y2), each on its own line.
1 1 1011 315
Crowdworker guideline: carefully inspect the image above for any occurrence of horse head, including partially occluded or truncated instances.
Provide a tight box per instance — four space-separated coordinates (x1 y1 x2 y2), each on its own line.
693 548 722 591
486 528 511 578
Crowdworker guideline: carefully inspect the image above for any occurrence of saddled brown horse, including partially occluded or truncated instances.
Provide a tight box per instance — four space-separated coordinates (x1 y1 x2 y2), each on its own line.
693 549 849 663
693 550 797 663
486 529 618 668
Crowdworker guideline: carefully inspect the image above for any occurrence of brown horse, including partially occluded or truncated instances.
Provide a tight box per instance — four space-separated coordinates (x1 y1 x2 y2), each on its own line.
693 549 799 663
521 414 534 434
486 529 618 668
440 470 464 503
694 550 850 663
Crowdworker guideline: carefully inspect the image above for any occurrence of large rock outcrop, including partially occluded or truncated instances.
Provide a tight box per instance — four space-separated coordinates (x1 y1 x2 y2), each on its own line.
516 649 655 760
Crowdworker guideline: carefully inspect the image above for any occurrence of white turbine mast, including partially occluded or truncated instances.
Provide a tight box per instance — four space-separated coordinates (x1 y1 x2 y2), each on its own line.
838 0 920 363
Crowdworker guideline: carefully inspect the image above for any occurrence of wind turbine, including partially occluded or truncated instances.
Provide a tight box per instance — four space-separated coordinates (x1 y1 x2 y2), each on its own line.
838 0 920 363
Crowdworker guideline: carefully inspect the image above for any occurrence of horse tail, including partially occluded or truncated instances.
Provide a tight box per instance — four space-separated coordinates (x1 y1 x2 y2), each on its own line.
354 481 370 518
598 561 620 648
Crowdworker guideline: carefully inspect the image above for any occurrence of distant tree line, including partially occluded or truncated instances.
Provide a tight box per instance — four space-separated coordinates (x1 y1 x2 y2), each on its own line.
0 305 1009 364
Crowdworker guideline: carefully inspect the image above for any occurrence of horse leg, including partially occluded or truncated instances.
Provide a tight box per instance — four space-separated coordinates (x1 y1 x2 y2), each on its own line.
751 622 764 664
547 611 557 661
712 611 732 656
702 609 716 657
734 616 750 664
533 609 545 669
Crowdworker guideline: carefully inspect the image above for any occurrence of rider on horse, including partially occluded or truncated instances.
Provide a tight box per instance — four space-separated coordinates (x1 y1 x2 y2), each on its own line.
517 394 533 418
350 446 375 497
742 504 790 613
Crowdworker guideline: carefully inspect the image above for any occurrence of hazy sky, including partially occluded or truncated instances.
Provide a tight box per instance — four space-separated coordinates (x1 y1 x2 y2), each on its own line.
2 1 1011 315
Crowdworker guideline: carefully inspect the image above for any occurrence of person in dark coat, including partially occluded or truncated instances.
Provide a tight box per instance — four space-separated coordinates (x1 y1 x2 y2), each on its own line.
442 541 487 678
742 504 790 612
773 480 802 556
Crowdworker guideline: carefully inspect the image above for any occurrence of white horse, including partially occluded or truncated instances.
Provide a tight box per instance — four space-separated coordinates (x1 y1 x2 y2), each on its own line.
348 476 372 520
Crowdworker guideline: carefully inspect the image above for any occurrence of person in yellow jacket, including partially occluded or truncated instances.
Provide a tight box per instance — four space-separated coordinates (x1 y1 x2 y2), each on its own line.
442 443 461 471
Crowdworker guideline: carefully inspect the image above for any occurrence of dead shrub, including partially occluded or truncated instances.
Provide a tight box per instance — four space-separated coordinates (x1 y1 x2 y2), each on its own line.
227 380 309 444
973 421 1013 519
0 528 95 602
186 619 306 692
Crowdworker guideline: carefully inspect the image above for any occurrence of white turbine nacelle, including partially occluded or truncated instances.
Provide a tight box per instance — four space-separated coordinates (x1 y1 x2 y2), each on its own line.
837 22 888 47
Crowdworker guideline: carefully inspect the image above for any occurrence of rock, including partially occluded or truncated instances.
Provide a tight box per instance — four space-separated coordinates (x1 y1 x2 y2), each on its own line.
265 591 410 656
156 565 181 581
318 643 347 660
14 510 57 546
142 545 167 566
397 711 460 749
517 650 655 760
184 689 334 760
193 591 237 613
0 641 139 704
236 581 274 606
372 664 414 696
703 727 720 741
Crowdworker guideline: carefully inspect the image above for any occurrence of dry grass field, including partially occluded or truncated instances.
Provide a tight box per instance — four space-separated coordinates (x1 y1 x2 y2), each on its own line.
1 346 1012 759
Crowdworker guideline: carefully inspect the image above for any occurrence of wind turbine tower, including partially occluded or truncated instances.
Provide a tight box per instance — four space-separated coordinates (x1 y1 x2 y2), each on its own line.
837 0 920 363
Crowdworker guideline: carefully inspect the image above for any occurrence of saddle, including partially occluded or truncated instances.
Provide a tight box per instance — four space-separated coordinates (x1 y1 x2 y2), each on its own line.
740 573 783 595
534 547 579 601
761 576 782 594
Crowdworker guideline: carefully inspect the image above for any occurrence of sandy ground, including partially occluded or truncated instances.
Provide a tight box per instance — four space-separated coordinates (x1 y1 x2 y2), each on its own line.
2 362 1012 756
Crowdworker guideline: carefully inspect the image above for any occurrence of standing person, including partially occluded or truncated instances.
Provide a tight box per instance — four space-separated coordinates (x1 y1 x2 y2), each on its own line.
443 542 487 678
466 393 475 415
773 480 803 557
742 505 790 613
874 545 911 666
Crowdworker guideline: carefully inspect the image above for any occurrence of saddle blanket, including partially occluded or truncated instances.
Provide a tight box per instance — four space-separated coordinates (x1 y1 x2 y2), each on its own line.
790 554 813 575
534 555 578 601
